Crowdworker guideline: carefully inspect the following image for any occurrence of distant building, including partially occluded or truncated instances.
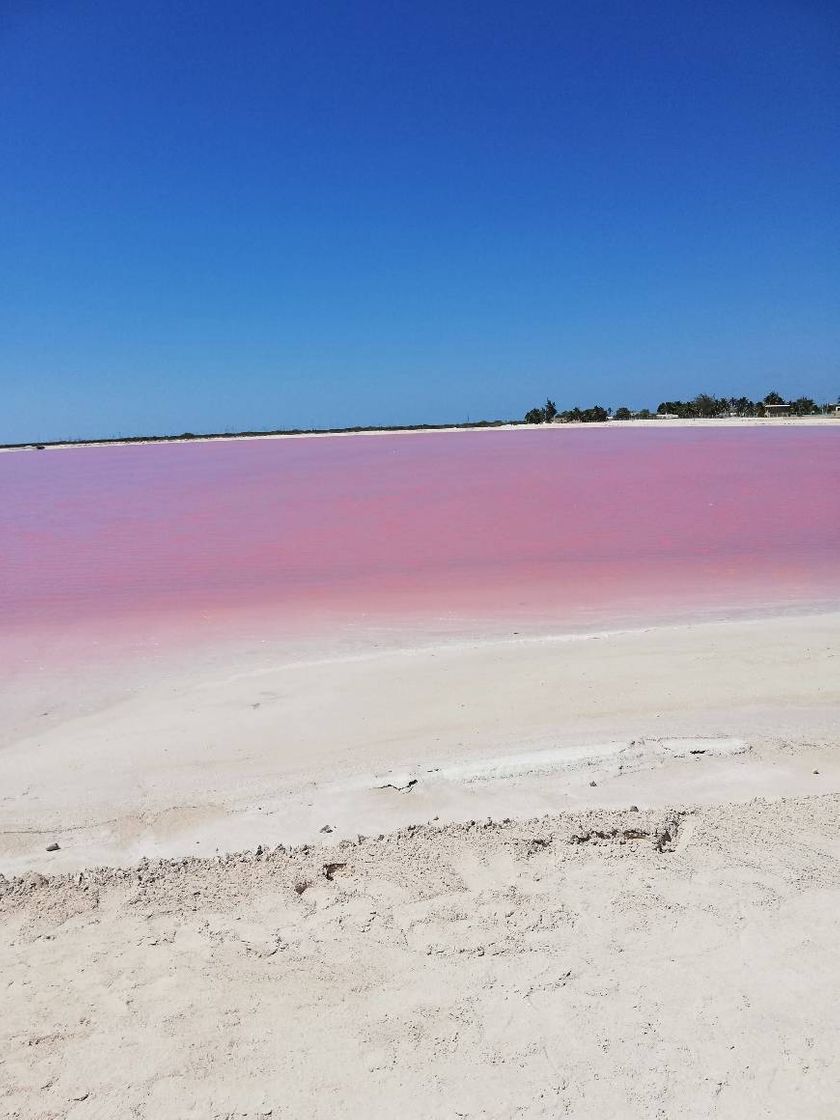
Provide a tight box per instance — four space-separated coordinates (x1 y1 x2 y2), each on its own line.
833 404 840 417
763 402 792 417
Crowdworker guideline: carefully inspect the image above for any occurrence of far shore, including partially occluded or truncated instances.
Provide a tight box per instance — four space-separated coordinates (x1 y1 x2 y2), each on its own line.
2 412 839 454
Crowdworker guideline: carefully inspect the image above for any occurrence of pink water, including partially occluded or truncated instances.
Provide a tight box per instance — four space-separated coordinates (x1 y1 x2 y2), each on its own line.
2 427 840 670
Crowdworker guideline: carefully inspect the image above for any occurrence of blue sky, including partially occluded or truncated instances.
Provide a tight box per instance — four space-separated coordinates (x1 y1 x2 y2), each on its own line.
2 0 839 441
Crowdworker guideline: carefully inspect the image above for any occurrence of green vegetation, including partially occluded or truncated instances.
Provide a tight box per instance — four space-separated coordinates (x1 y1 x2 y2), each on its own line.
523 390 837 424
655 391 825 418
524 399 558 424
524 402 609 424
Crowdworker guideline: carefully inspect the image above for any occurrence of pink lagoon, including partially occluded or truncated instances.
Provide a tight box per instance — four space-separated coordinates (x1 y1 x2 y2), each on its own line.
1 418 839 763
3 424 840 665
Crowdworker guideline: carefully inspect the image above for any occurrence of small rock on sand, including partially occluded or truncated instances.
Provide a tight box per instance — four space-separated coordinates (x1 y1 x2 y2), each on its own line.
46 842 60 852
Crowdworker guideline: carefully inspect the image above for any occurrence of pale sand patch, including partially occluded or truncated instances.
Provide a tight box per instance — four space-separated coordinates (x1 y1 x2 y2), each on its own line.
2 610 840 1116
3 795 840 1119
2 611 839 872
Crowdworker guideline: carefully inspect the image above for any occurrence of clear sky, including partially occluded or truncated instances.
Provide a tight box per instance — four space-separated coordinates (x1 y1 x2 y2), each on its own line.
2 0 838 442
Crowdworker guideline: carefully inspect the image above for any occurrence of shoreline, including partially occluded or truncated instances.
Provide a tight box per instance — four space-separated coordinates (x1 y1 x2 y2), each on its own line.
2 413 839 454
3 607 839 876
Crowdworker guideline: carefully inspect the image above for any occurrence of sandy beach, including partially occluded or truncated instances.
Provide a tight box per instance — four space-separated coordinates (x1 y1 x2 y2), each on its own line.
3 606 840 1116
3 609 840 873
4 795 840 1118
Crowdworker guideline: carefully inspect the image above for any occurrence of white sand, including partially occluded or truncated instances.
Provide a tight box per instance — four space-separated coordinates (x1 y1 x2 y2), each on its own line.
3 608 840 1116
2 611 839 872
4 796 840 1118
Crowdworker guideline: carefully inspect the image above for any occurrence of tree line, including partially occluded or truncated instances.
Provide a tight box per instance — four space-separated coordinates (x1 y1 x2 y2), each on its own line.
523 390 836 424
